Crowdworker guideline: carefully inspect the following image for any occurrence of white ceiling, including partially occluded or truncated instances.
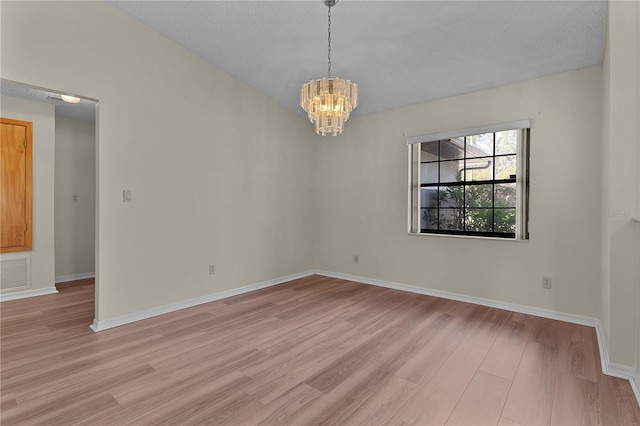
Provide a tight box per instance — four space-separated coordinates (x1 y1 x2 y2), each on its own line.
110 0 607 118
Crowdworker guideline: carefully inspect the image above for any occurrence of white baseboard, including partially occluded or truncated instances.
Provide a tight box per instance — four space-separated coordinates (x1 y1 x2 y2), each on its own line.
90 270 315 332
630 371 640 403
605 358 640 403
315 270 599 326
314 269 640 407
5 268 636 405
55 273 95 283
0 286 58 301
83 267 640 407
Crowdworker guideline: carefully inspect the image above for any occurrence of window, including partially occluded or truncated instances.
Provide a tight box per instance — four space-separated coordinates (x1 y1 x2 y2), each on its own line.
408 120 529 239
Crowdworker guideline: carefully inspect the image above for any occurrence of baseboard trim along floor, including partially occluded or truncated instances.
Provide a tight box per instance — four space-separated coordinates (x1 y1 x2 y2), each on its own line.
55 272 96 283
87 268 639 406
0 286 58 302
89 270 315 332
5 275 638 424
315 270 640 406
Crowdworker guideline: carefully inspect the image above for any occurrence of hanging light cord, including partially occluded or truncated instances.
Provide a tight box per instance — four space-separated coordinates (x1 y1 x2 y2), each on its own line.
327 5 332 78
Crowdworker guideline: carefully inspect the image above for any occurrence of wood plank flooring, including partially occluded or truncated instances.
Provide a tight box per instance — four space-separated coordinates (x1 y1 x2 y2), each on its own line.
1 275 639 425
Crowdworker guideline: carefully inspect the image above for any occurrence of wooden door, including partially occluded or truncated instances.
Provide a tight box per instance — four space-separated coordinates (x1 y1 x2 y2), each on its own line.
1 117 32 252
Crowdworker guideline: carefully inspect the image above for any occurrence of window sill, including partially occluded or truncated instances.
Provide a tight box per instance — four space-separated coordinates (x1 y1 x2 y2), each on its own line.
407 231 529 242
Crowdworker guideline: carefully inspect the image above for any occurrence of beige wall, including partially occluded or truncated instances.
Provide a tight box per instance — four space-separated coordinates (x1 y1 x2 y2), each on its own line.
314 65 604 319
2 0 638 375
601 0 640 369
55 117 96 279
1 1 316 320
0 96 56 291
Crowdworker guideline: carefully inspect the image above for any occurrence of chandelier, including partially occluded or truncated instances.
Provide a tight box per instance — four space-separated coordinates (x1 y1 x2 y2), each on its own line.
300 0 358 136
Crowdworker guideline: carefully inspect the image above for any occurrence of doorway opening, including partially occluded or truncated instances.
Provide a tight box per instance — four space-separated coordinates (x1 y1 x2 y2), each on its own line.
0 79 99 326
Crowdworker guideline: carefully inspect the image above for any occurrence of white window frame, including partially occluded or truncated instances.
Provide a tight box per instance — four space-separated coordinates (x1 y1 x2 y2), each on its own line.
407 120 530 240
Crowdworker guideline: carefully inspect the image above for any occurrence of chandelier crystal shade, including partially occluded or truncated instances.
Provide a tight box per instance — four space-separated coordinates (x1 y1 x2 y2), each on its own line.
300 0 358 136
300 77 358 136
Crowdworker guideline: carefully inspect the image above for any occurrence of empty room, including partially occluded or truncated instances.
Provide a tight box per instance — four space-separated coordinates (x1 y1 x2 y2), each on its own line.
1 0 639 425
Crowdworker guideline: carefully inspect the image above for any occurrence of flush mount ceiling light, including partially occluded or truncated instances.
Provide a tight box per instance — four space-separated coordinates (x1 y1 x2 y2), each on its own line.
60 94 80 104
300 0 358 136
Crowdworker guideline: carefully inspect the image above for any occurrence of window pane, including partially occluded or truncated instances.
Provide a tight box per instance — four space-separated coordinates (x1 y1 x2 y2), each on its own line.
420 141 439 162
420 188 438 208
494 208 516 233
495 155 517 180
440 208 464 231
438 186 463 209
464 158 493 181
466 133 493 157
439 138 465 160
465 184 493 208
421 208 438 230
495 130 518 155
439 160 465 183
420 162 439 184
411 124 528 239
495 183 516 207
465 208 493 232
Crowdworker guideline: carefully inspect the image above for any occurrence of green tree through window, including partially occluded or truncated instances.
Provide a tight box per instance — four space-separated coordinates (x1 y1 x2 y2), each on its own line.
412 127 527 239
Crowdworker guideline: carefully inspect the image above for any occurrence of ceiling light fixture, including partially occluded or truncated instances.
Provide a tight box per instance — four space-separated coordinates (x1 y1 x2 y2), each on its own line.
300 0 358 136
60 95 80 104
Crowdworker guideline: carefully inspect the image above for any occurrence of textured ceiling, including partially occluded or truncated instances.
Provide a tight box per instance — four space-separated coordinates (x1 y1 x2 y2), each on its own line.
1 80 96 122
111 0 607 118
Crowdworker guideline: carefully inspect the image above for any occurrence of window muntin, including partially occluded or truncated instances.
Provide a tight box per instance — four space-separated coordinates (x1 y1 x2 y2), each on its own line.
409 125 529 239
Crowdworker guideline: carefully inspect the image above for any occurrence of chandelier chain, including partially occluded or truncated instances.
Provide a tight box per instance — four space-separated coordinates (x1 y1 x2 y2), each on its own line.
299 0 357 136
327 6 332 78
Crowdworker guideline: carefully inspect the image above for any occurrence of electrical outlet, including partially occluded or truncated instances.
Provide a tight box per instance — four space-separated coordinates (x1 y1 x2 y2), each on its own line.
354 255 359 264
542 276 552 289
209 264 216 275
72 194 78 202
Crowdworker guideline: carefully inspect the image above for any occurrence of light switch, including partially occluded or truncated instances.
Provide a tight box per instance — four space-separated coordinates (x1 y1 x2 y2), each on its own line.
123 189 133 202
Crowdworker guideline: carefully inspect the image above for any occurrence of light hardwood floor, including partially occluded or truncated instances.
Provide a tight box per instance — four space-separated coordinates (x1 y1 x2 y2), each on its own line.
1 275 639 425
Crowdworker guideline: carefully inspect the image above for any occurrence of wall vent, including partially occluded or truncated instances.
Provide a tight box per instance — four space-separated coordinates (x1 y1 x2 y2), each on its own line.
1 256 31 292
